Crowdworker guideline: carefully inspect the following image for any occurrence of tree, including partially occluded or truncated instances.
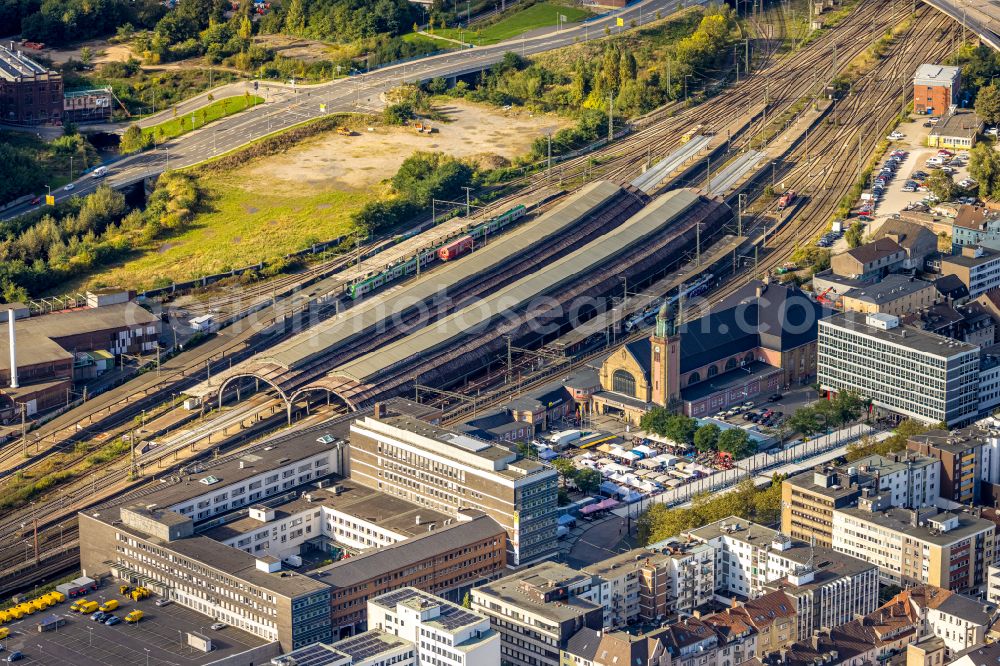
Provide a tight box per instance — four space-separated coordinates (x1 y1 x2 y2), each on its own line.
926 169 957 202
284 0 306 35
976 83 1000 126
119 124 150 154
575 468 602 494
787 407 821 437
717 428 755 459
238 14 253 41
845 222 864 248
639 407 672 437
517 442 538 459
552 458 577 480
80 46 93 65
969 141 1000 198
693 424 720 452
461 592 472 609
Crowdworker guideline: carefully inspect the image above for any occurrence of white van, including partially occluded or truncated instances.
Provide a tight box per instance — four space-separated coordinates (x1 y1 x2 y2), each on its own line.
91 166 108 178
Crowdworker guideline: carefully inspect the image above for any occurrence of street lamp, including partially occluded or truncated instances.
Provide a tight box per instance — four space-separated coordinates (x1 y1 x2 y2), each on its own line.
771 161 778 187
145 648 151 666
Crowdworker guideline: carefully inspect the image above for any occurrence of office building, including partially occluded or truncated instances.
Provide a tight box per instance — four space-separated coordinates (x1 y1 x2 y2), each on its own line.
929 111 983 150
349 407 558 566
683 517 878 636
940 245 1000 298
832 498 996 591
471 561 604 666
913 63 961 116
908 427 985 504
817 311 980 426
365 587 500 665
781 453 941 547
0 43 62 125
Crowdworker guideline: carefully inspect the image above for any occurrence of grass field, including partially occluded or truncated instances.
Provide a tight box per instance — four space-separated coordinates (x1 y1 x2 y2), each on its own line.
402 32 462 51
436 1 593 45
142 95 264 142
82 173 373 290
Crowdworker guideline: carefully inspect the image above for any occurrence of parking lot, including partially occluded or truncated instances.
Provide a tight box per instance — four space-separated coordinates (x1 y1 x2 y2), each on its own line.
0 599 268 666
705 383 818 433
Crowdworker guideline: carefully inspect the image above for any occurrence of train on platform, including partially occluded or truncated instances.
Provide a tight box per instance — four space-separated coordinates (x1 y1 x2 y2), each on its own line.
624 273 714 332
348 204 528 299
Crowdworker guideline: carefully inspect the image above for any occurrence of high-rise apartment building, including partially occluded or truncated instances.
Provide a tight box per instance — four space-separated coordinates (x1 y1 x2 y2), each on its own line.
908 427 984 504
349 407 558 565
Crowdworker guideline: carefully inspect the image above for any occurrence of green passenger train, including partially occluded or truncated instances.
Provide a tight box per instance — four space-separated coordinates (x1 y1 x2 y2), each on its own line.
348 204 528 299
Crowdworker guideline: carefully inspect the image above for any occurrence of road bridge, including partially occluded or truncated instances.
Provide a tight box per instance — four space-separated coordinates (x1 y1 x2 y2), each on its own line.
923 0 1000 49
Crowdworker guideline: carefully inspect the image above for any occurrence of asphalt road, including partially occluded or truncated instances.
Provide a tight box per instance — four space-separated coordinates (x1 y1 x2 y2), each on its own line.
1 0 692 220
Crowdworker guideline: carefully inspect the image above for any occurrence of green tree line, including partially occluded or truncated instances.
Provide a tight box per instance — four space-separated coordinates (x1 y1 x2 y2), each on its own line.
0 173 200 302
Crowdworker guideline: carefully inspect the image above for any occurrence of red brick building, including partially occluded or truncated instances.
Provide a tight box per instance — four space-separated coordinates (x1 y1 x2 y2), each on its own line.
913 64 961 117
0 44 63 125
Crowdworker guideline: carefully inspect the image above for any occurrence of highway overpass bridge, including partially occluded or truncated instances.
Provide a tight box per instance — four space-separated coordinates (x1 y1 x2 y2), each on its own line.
922 0 1000 49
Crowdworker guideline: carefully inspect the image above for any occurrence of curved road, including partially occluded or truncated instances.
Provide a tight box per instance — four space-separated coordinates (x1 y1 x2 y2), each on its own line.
2 0 692 220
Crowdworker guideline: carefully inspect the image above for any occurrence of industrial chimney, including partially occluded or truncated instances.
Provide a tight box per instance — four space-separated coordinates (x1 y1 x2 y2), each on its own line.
7 309 17 389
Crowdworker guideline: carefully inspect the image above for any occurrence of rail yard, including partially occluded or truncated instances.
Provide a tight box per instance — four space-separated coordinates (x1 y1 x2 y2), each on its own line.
0 0 976 626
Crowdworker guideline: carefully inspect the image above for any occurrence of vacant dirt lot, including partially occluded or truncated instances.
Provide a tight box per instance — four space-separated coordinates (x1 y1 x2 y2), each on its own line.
249 100 570 189
253 34 345 63
36 40 133 65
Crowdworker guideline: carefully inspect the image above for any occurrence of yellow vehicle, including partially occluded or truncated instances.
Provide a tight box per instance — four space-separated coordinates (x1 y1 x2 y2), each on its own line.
29 598 48 611
78 601 99 614
0 611 11 623
125 610 143 623
680 125 704 144
7 608 23 620
130 587 150 602
0 627 8 640
99 599 118 612
45 591 65 604
119 585 130 596
17 603 34 616
69 599 89 612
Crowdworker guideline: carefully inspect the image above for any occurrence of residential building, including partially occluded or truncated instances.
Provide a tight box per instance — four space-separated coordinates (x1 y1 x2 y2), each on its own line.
871 218 940 271
659 614 757 666
365 587 500 665
902 301 997 347
580 549 671 630
561 628 671 666
940 245 1000 298
832 499 996 591
905 637 947 666
952 204 1000 249
727 591 799 654
908 427 985 504
781 453 941 547
648 537 717 615
840 275 938 317
471 561 604 666
929 111 982 150
592 281 828 423
830 238 906 280
817 311 981 427
913 64 961 116
920 589 996 656
0 43 63 125
988 565 1000 605
937 274 971 303
947 644 1000 666
349 405 559 566
683 516 878 636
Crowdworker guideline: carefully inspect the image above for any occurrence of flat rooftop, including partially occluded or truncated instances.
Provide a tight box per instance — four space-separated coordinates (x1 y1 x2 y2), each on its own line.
202 478 453 542
820 311 979 357
913 63 961 85
127 420 351 511
1 585 275 666
680 360 782 402
837 507 995 545
371 587 489 633
843 274 934 305
581 548 671 579
473 561 602 623
909 426 990 453
0 44 51 82
941 246 1000 268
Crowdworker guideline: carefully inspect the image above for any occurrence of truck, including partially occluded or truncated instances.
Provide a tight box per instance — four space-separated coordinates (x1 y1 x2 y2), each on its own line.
69 599 89 612
125 610 144 623
99 600 119 612
45 591 66 604
548 430 583 448
0 627 7 639
37 615 66 632
78 601 99 614
91 166 108 178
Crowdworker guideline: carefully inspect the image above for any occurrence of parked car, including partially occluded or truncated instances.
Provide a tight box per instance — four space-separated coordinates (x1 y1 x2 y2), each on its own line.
902 183 916 192
6 652 23 662
105 616 121 626
768 393 783 401
211 622 227 630
91 611 108 622
154 599 172 607
887 131 905 140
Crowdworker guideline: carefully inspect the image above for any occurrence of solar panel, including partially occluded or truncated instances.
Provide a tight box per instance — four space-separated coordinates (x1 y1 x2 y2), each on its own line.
277 643 346 666
435 606 482 630
374 588 421 608
337 631 407 660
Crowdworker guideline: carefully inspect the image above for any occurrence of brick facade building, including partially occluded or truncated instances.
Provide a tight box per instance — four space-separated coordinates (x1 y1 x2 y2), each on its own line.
0 44 63 125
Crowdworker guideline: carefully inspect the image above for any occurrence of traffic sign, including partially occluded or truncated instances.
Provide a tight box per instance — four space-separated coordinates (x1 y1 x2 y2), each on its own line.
45 195 55 206
616 17 624 26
